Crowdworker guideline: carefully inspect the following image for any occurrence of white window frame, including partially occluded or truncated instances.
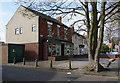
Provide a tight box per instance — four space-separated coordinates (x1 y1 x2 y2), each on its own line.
20 27 23 34
47 22 52 37
15 28 19 35
32 24 36 32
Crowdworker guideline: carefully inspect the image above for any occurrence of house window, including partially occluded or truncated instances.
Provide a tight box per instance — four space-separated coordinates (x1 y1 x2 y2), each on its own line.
83 39 87 45
47 22 52 37
64 27 68 39
20 27 23 34
32 24 36 32
15 28 19 35
57 25 60 38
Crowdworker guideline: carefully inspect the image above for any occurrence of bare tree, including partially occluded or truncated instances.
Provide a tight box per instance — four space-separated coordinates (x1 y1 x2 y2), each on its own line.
17 0 120 72
104 7 120 43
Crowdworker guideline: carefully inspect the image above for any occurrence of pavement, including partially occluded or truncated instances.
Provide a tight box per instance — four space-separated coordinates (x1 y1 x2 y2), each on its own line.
2 58 120 81
6 58 89 69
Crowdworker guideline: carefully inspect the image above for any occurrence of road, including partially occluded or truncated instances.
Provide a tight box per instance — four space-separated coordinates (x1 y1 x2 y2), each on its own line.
2 65 119 82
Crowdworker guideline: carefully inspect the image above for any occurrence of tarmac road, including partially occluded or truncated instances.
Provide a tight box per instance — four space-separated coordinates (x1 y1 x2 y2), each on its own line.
2 64 119 82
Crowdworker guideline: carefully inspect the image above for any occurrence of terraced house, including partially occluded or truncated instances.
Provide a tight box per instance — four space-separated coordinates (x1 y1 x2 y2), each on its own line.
6 5 74 61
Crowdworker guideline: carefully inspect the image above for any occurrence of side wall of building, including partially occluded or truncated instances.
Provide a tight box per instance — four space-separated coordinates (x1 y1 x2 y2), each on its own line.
6 6 39 44
25 43 39 61
72 34 83 55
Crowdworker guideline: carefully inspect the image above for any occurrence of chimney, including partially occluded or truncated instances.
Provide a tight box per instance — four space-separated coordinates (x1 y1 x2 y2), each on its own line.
56 16 62 23
70 25 74 32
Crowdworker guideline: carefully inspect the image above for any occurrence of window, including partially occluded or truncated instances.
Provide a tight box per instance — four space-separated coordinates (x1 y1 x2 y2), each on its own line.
47 22 52 36
32 24 36 32
64 45 71 55
20 27 23 34
57 25 60 38
64 27 68 39
15 28 19 35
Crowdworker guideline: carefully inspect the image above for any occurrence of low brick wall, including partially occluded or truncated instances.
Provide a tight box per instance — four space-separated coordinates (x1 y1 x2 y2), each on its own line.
73 54 119 59
0 45 8 64
48 55 74 61
99 54 118 59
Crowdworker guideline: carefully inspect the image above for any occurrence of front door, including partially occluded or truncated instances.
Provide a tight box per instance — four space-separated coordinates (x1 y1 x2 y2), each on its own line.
61 44 64 56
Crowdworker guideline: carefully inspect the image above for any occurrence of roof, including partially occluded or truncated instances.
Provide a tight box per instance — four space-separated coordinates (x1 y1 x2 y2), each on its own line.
21 5 68 28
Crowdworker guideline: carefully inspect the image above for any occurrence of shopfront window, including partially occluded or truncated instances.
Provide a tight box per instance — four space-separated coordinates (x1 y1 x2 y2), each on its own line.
64 45 71 56
48 44 61 56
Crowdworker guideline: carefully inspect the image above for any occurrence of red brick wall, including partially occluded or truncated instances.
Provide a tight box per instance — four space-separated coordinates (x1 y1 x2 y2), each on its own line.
67 28 73 42
43 42 48 60
39 17 73 60
39 16 73 41
60 26 64 39
0 45 8 63
40 17 48 37
52 23 57 38
25 43 39 61
99 55 116 59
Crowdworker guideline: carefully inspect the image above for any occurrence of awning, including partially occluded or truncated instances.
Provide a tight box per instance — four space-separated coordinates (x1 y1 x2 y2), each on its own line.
46 39 73 45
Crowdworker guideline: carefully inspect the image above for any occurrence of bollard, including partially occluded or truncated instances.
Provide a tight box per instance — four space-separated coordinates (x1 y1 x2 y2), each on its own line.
69 60 72 70
50 60 53 68
13 57 16 64
23 58 25 65
35 59 38 67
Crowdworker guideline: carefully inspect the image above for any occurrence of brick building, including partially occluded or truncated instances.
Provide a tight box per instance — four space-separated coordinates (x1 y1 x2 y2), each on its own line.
6 6 73 61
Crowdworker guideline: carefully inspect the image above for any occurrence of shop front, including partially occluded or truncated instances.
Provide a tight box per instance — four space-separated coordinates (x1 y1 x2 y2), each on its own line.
45 38 73 60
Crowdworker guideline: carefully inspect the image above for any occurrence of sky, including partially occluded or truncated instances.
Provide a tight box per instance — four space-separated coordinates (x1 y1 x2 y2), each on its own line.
0 1 84 42
0 1 20 42
0 0 119 43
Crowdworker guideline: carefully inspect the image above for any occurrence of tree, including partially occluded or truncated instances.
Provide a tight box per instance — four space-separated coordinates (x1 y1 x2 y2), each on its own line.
104 6 120 44
100 43 109 53
17 0 120 72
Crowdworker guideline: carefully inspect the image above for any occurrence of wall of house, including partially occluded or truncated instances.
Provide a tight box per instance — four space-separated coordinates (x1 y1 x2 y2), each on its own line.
67 28 73 42
6 6 39 44
0 45 8 64
72 34 84 55
39 17 73 60
25 43 39 61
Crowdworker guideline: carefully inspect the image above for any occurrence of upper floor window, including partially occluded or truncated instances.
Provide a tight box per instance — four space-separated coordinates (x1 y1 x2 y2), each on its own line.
64 27 68 39
20 27 23 34
83 39 87 45
47 22 52 37
57 25 60 38
32 24 36 32
15 28 19 35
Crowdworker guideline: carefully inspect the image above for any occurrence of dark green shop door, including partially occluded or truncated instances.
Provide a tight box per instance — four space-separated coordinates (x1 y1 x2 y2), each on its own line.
8 44 25 63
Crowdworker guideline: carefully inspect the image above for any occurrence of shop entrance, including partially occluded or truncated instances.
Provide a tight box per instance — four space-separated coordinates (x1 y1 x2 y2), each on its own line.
61 44 64 56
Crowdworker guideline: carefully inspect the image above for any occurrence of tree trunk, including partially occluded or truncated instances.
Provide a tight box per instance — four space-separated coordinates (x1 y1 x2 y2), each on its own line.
87 2 106 72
